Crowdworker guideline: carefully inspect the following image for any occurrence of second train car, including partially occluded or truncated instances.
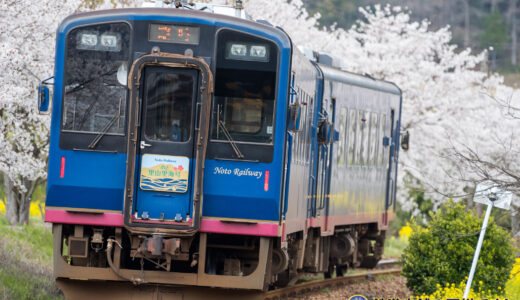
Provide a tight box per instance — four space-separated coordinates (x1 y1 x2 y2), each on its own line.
39 2 403 298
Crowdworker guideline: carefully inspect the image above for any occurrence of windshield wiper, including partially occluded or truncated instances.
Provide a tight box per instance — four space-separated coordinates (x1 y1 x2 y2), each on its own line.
218 120 244 159
88 113 119 149
88 97 122 149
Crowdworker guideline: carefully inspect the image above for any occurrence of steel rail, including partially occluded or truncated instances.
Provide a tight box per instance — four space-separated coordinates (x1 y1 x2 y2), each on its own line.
263 268 402 300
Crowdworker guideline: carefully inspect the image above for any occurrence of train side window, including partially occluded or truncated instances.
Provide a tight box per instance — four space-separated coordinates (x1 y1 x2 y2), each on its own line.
348 109 357 165
303 93 307 163
302 92 308 163
306 96 314 163
368 112 378 165
373 113 381 165
358 110 367 165
304 93 310 164
343 108 350 166
298 103 302 164
337 107 347 165
297 91 302 164
379 114 387 166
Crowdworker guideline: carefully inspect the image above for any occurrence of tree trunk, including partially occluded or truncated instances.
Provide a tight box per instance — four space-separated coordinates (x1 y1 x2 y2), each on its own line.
463 0 471 48
511 0 518 65
4 173 38 225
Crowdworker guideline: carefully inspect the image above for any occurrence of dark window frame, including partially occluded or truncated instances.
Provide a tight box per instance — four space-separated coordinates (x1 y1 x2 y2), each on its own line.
59 21 133 153
205 28 281 163
142 67 197 144
210 28 280 146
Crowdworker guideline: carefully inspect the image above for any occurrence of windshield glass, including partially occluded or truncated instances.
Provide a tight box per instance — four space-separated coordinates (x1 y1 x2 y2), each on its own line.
211 30 278 144
62 23 130 135
212 69 275 143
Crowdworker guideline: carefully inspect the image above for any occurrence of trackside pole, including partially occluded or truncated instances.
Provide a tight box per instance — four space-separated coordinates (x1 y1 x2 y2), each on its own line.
462 203 493 299
464 182 512 299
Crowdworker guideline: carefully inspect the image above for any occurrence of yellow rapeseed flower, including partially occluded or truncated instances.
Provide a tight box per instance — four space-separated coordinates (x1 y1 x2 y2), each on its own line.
399 222 413 239
0 201 44 217
30 201 44 217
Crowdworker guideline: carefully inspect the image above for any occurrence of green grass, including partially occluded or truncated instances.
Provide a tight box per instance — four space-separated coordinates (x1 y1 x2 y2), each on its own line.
319 287 331 293
32 183 47 203
383 236 408 259
0 214 63 300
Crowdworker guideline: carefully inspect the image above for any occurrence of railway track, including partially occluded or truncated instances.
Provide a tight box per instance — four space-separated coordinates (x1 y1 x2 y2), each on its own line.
263 260 402 300
374 258 402 269
57 260 402 300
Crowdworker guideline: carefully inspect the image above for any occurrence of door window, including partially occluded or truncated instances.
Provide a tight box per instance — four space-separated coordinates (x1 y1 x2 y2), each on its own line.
143 69 194 142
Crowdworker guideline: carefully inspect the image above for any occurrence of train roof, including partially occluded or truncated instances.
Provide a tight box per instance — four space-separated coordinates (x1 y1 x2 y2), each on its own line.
57 5 399 96
56 7 289 47
299 47 400 96
318 63 401 96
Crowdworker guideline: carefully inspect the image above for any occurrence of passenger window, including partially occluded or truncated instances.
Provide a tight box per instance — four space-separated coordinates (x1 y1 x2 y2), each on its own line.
337 107 347 165
369 112 378 165
343 108 349 166
359 110 367 165
379 114 387 166
304 94 310 163
348 109 357 165
301 94 307 163
306 96 314 162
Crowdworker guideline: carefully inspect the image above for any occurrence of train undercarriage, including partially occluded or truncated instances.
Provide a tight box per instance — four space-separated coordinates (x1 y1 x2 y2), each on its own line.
54 222 386 299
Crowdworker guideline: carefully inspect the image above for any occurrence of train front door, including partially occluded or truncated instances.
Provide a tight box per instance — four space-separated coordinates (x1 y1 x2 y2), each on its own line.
134 66 199 222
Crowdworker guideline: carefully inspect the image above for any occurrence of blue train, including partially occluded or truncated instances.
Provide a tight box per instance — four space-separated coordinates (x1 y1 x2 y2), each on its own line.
39 2 403 298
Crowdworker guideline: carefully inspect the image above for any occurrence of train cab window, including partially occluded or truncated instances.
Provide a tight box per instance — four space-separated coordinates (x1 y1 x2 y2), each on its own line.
212 30 278 144
62 23 130 136
348 109 357 165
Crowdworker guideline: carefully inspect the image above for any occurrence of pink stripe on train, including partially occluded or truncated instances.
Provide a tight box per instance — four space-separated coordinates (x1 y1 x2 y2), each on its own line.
199 219 279 236
45 209 124 226
45 209 280 237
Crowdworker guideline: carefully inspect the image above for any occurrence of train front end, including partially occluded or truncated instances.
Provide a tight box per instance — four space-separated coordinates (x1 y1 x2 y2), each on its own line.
44 6 291 295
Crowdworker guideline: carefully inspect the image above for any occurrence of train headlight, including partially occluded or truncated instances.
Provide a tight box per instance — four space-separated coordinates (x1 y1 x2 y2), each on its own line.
77 32 120 51
230 44 247 57
100 34 118 48
226 42 269 62
250 45 267 58
78 33 98 48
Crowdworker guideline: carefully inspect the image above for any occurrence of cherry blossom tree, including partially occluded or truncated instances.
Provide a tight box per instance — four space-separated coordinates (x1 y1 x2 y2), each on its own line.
0 0 140 225
2 0 518 224
241 1 519 212
0 1 82 224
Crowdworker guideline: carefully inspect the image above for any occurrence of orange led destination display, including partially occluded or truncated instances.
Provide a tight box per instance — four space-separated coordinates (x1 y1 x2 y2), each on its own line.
149 24 200 45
